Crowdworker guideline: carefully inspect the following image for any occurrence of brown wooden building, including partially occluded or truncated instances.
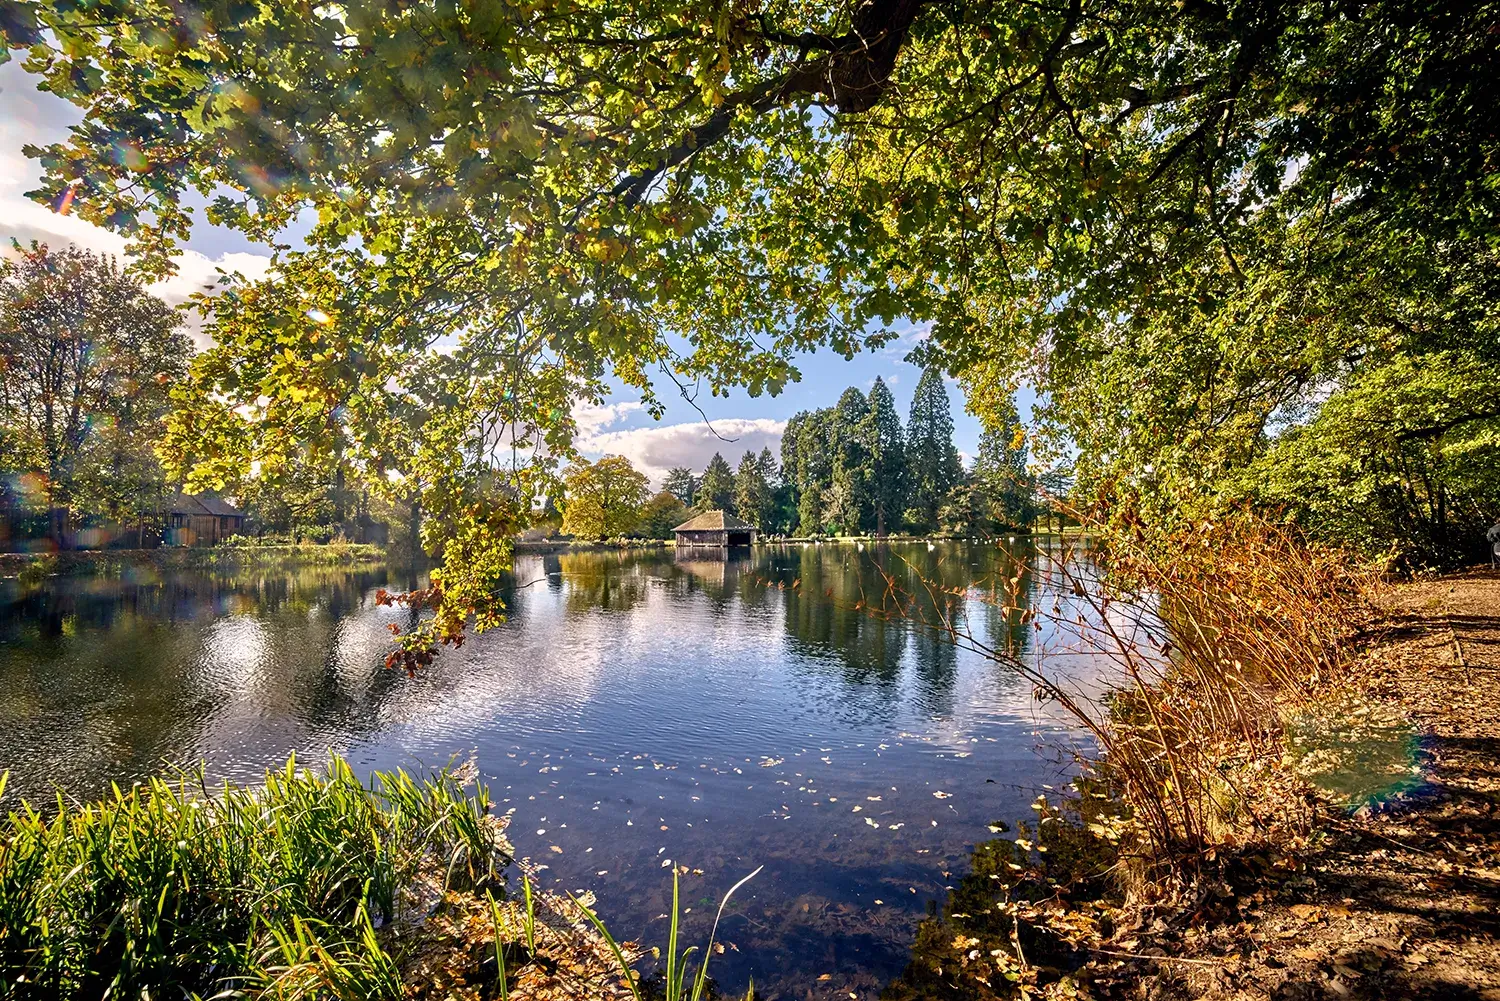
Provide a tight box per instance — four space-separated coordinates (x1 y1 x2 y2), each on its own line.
165 493 247 546
672 510 757 548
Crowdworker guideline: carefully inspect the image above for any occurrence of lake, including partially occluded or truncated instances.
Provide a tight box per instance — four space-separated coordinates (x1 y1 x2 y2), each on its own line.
0 541 1096 999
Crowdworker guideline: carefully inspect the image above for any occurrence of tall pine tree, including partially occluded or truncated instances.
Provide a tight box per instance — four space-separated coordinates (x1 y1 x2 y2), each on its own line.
827 387 871 534
866 377 906 536
663 467 697 505
784 408 834 535
696 452 735 513
905 367 962 533
756 446 785 532
781 412 808 533
734 450 769 527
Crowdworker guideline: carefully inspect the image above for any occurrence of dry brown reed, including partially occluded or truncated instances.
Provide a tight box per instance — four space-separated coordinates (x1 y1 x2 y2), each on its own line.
1069 517 1379 869
860 514 1378 890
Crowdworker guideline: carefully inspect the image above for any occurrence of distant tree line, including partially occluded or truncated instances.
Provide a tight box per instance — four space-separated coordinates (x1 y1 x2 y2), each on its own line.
776 370 1038 536
556 369 1049 541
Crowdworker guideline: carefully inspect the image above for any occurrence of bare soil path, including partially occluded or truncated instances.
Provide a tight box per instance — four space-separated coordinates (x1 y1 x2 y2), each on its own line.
1144 570 1500 1000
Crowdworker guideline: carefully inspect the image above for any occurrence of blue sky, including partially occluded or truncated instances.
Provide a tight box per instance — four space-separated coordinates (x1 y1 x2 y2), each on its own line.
0 62 993 488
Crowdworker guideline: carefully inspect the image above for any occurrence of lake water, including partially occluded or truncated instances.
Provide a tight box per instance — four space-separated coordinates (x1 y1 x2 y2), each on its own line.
0 541 1096 999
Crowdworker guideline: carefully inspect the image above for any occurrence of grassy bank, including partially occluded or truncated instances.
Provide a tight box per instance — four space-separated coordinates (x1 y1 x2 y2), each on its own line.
0 542 389 579
0 755 751 1001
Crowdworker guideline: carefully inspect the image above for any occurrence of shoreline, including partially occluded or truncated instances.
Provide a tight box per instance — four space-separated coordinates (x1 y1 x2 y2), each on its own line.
0 534 1079 576
1131 568 1500 998
917 568 1500 1000
513 531 1084 555
0 543 391 578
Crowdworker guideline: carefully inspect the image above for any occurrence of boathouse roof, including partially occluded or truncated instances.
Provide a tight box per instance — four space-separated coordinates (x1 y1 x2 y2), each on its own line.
672 510 756 533
168 492 245 518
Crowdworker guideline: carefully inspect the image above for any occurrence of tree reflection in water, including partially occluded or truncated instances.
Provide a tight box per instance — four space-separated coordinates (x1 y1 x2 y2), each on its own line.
0 540 1089 1000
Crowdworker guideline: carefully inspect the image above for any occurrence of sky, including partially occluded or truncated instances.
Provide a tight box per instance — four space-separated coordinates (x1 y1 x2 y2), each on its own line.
0 61 992 489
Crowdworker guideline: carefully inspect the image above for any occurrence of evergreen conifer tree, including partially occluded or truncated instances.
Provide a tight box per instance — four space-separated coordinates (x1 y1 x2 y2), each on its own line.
866 377 906 536
755 446 784 531
734 450 769 528
905 368 962 533
662 467 697 506
827 387 871 534
696 453 735 513
784 409 834 535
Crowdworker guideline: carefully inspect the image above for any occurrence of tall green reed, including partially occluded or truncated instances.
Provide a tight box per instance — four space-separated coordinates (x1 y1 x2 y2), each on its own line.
570 864 762 1001
0 754 505 999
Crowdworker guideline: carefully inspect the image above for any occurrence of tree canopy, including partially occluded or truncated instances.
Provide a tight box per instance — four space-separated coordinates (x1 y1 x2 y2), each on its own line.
558 454 649 540
0 243 190 545
4 0 1496 642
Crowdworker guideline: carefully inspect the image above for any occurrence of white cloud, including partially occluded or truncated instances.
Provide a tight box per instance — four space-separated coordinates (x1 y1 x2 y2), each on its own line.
572 400 645 439
579 417 787 487
0 195 273 347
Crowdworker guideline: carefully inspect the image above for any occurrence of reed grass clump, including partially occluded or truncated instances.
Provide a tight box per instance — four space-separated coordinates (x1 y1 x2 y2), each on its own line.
867 513 1376 879
0 756 760 1001
1079 516 1377 865
0 755 507 999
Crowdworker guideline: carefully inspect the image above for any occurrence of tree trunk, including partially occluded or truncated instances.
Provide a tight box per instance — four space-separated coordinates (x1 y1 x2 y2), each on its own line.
49 505 67 550
409 497 422 557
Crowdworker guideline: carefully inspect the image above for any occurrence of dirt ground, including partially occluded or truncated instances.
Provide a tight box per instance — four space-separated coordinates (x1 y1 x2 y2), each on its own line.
1092 570 1500 1000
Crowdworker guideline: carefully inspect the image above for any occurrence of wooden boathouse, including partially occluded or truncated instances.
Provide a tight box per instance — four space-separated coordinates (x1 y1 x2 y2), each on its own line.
672 510 757 548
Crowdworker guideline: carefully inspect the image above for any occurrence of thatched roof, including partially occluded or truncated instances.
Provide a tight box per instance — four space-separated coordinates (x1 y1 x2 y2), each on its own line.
672 509 756 532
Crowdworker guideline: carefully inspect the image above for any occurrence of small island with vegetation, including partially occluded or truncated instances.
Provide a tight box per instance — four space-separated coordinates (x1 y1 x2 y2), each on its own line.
0 2 1497 999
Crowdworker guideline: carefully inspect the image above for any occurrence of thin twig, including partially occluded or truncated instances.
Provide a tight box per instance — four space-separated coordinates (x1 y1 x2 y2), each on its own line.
1088 947 1222 966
